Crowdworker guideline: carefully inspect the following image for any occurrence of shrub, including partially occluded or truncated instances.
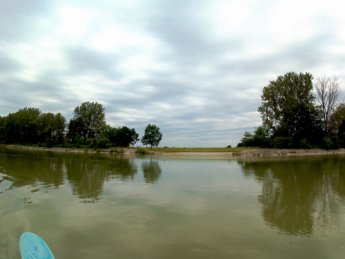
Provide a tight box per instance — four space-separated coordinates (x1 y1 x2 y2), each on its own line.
135 147 148 155
272 136 293 148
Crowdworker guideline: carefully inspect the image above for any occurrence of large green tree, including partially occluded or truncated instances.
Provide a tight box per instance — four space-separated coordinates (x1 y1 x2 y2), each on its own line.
68 101 106 139
3 107 41 144
141 124 162 148
38 112 66 145
105 126 139 147
330 103 345 134
330 103 345 147
258 72 320 146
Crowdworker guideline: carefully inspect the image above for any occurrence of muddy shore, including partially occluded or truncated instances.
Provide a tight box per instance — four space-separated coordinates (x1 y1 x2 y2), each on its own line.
3 145 345 158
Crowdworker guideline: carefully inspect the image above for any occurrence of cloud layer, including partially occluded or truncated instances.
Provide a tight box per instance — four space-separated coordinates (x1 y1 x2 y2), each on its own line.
1 0 345 146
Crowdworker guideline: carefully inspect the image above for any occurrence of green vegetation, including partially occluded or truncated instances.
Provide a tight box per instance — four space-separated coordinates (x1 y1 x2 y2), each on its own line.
0 101 161 149
141 124 162 148
0 108 65 147
135 147 149 155
238 72 343 149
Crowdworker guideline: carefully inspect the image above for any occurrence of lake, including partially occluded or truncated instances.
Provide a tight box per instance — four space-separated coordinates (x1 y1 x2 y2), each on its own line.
1 149 345 258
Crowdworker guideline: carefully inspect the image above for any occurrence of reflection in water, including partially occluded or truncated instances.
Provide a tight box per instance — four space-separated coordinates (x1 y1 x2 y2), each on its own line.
3 150 345 258
239 157 345 235
0 154 64 189
65 158 137 203
0 151 137 203
2 149 345 238
142 159 162 183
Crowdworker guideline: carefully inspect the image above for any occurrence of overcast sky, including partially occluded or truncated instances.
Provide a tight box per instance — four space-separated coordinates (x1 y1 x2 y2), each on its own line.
1 0 345 147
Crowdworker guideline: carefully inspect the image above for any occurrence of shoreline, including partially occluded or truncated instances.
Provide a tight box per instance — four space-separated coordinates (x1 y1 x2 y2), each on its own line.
2 144 136 156
2 144 345 158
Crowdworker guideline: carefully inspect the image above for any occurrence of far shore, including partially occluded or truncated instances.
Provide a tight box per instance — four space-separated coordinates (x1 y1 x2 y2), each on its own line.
2 144 345 158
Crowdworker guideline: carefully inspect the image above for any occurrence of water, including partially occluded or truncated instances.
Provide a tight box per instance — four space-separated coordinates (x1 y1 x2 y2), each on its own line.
1 149 345 258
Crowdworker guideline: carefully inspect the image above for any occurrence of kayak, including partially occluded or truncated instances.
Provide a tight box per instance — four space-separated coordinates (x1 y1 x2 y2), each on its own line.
19 232 55 259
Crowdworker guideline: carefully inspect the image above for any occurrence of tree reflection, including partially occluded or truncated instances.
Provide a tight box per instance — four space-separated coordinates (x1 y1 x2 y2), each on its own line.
142 160 162 183
0 151 138 203
239 157 345 236
0 152 64 189
65 157 137 203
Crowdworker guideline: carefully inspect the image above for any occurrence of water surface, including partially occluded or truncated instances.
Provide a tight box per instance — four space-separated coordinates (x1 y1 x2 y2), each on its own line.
1 150 345 258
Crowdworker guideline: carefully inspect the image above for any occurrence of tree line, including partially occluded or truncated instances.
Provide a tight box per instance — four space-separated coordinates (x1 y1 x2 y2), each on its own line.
0 101 162 148
238 72 345 149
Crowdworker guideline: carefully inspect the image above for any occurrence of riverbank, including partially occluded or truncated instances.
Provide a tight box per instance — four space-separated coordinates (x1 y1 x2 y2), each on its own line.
2 144 345 158
239 148 345 157
2 144 136 156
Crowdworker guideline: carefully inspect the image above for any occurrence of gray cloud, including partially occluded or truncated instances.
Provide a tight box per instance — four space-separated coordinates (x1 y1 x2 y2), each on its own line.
65 47 120 78
0 0 53 41
0 51 21 73
1 0 345 146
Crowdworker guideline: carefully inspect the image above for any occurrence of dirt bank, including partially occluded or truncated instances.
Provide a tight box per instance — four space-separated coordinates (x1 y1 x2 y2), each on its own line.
3 145 345 158
3 145 136 156
239 148 345 157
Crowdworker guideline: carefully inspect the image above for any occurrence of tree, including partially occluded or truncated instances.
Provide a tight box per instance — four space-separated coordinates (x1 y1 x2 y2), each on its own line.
67 117 85 141
330 103 345 147
330 103 345 133
238 126 271 147
0 116 5 143
53 113 66 144
141 124 162 148
38 112 66 146
105 126 139 147
68 102 106 139
258 72 319 146
3 107 41 144
315 76 340 133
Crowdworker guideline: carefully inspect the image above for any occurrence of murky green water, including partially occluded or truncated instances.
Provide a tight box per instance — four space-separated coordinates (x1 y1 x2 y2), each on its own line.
1 149 345 259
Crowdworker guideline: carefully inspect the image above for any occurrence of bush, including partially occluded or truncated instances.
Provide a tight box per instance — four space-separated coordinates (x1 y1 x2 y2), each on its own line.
321 136 333 150
90 137 110 149
135 147 148 155
297 138 312 149
272 136 293 148
321 136 339 150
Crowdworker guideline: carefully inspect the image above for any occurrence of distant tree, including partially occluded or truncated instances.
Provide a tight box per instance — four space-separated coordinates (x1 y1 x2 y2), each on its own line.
258 72 320 147
0 116 5 143
68 102 106 139
238 126 271 147
315 76 340 133
330 103 345 147
0 108 66 145
330 103 345 133
237 132 253 147
105 126 139 147
53 113 67 144
67 117 85 141
3 107 41 144
38 112 66 146
39 113 55 145
141 124 162 148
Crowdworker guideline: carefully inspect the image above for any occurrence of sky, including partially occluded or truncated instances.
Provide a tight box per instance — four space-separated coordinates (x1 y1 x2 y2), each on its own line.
1 0 345 147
